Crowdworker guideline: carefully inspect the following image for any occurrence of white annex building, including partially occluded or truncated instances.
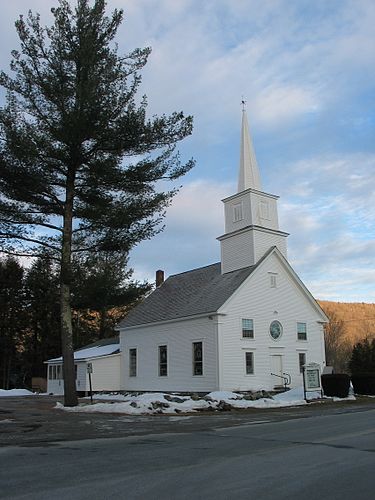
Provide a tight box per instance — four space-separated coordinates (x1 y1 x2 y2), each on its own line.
45 337 121 395
118 109 328 392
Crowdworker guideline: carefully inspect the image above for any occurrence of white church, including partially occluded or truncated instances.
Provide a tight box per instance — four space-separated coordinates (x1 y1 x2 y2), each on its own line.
118 109 328 393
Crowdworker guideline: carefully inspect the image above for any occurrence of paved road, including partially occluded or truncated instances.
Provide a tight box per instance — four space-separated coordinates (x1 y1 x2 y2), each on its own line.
0 397 375 499
1 395 375 446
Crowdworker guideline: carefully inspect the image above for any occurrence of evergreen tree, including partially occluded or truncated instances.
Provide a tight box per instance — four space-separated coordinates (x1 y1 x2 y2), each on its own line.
349 338 375 374
24 253 61 382
71 252 151 341
0 257 26 389
0 1 193 405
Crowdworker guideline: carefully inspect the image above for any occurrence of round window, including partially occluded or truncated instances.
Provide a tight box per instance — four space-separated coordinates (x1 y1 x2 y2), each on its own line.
270 320 283 340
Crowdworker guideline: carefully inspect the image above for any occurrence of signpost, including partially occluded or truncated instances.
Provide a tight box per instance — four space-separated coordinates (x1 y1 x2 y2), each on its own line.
87 362 93 404
302 362 322 401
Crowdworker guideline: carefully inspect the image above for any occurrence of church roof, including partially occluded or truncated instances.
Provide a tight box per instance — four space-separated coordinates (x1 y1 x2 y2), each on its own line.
238 107 262 192
46 337 120 363
118 262 256 328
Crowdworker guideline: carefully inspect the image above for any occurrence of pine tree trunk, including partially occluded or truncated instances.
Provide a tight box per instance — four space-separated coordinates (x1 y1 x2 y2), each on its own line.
32 321 38 378
5 356 10 390
1 354 5 389
60 173 78 407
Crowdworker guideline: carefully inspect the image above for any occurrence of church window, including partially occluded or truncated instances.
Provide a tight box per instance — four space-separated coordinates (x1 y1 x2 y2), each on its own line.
232 202 243 222
242 318 254 338
260 200 270 219
269 273 277 288
299 352 306 373
129 348 137 377
297 322 307 341
159 345 168 377
192 341 203 376
245 352 254 375
270 320 283 340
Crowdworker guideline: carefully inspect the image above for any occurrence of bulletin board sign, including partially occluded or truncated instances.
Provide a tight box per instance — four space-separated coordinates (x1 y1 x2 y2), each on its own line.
303 362 322 400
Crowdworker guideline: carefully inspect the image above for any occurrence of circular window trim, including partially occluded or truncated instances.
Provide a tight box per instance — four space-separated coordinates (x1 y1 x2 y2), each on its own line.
269 320 283 341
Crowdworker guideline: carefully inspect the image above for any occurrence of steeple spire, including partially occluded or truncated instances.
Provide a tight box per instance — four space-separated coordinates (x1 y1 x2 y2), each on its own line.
218 103 288 274
238 104 262 192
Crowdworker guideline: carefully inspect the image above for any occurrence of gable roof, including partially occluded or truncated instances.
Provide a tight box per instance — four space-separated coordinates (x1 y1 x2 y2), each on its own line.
269 247 329 322
76 336 119 350
118 262 256 328
216 246 327 323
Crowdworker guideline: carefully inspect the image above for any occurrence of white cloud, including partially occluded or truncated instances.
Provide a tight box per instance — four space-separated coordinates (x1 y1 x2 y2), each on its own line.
253 85 319 125
276 153 375 300
0 1 373 302
129 179 232 282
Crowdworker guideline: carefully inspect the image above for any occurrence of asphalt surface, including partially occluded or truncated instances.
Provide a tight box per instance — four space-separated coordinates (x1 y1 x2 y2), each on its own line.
0 396 374 500
0 394 374 446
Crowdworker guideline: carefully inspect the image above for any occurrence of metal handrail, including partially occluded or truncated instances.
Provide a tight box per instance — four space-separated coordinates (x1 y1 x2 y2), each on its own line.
282 372 291 386
271 372 291 391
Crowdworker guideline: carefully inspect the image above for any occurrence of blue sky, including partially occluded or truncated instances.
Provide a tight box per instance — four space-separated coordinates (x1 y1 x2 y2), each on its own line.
1 0 374 302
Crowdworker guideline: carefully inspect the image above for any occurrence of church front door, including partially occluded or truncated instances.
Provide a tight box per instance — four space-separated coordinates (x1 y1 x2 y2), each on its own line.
270 354 283 387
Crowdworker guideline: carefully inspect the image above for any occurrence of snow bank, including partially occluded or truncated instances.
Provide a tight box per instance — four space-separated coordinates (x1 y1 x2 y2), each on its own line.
0 389 34 397
56 385 358 415
57 388 315 415
332 395 356 402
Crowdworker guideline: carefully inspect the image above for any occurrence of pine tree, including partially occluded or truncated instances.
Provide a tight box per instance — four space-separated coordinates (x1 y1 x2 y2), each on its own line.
0 1 194 405
349 338 375 374
24 253 61 381
0 257 26 389
71 252 151 340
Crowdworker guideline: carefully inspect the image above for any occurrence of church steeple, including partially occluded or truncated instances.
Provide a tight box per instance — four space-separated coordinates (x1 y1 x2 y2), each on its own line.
217 107 289 274
238 105 262 192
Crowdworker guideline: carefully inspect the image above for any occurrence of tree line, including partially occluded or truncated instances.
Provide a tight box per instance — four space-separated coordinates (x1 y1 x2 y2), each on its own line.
0 252 150 389
321 301 375 373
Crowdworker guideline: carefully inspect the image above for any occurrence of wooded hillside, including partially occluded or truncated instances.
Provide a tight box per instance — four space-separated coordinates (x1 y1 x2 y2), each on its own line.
318 300 375 344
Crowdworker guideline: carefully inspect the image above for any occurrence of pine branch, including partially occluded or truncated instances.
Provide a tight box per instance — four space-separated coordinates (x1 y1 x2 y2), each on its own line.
0 248 60 262
0 218 62 232
0 233 61 251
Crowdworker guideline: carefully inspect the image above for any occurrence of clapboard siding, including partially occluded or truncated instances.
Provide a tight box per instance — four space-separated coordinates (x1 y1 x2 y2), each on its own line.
46 361 86 395
249 192 279 230
46 355 121 394
223 191 280 234
46 375 64 395
120 316 218 392
224 192 252 233
221 230 255 274
220 228 287 274
253 230 287 262
89 354 121 392
218 252 325 391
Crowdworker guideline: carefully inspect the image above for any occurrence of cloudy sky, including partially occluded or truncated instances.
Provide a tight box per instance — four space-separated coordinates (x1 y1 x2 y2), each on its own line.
1 0 374 302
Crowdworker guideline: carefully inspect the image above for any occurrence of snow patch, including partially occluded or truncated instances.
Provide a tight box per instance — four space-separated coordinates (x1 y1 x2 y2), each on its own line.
332 395 356 402
207 391 242 401
0 389 35 397
56 388 316 415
